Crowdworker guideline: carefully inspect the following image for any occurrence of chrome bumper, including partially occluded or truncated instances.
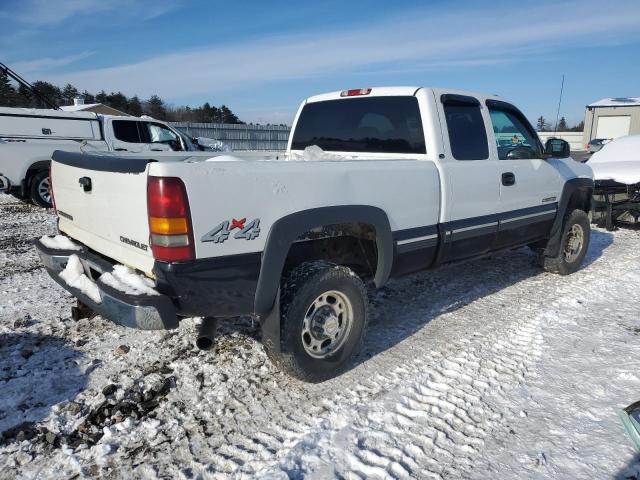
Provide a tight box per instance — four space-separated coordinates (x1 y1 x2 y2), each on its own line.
34 238 178 330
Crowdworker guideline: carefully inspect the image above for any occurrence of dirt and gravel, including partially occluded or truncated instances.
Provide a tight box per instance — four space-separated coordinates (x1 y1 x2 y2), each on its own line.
1 193 640 479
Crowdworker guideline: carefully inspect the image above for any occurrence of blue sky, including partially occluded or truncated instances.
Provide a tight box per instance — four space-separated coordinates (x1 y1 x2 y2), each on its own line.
2 0 640 126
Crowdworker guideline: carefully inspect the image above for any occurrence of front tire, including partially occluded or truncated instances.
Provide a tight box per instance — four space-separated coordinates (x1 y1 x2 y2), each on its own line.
543 209 590 275
29 171 52 208
265 261 368 382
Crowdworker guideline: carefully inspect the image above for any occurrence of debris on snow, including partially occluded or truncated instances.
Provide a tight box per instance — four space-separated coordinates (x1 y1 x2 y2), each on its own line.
99 265 159 296
59 254 101 304
115 345 130 355
39 235 81 251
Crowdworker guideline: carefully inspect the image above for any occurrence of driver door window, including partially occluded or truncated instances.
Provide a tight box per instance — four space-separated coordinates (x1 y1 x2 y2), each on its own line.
488 109 540 160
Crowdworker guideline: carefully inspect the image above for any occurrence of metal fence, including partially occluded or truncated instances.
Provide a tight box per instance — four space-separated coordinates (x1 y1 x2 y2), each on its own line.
169 122 291 151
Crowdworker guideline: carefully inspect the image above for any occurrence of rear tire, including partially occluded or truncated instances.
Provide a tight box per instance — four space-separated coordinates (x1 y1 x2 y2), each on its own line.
29 170 52 208
543 209 590 275
265 260 368 382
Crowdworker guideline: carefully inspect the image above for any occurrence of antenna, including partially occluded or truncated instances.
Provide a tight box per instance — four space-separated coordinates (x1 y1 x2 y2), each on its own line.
553 74 565 132
0 61 60 110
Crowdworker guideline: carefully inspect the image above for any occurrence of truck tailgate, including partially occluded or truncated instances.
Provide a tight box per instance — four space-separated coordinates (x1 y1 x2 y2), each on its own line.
51 152 155 275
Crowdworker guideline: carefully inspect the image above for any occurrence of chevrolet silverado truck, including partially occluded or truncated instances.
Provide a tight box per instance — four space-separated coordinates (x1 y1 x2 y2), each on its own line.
34 87 594 382
0 106 217 207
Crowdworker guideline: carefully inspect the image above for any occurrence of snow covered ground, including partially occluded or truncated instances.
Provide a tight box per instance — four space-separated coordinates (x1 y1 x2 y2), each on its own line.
1 193 640 479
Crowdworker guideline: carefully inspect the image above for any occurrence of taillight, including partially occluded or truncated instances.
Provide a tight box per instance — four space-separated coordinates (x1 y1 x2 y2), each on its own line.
49 164 56 212
147 176 194 262
340 88 372 97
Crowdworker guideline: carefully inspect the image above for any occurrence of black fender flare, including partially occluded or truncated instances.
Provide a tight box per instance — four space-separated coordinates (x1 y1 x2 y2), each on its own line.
255 205 393 317
544 177 594 257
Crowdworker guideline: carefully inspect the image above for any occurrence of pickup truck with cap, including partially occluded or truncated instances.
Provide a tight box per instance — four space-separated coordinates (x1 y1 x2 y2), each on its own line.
0 106 224 207
34 86 594 382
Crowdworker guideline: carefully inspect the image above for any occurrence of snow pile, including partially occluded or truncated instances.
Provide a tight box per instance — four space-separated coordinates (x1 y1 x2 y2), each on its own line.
40 235 81 251
99 265 159 296
289 145 344 161
59 254 101 304
589 134 640 184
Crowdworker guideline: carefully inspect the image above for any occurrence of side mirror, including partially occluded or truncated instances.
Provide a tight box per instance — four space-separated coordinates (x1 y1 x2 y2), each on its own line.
544 138 570 158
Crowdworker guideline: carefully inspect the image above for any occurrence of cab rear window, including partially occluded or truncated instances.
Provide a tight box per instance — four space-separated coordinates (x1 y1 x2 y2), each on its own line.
291 96 426 154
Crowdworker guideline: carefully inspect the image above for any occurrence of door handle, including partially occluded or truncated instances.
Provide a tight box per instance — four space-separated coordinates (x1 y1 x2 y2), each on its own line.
502 172 515 186
78 176 92 192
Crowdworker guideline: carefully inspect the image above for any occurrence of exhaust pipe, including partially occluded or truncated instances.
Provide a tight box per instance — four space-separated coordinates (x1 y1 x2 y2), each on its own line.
196 317 218 350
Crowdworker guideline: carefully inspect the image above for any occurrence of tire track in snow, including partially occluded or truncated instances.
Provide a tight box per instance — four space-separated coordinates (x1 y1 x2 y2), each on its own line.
265 300 545 479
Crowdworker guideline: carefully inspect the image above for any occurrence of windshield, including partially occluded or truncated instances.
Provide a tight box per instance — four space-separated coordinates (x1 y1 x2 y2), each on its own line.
291 96 426 154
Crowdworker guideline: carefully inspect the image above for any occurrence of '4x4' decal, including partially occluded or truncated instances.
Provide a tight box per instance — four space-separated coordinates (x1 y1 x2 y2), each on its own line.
201 218 260 243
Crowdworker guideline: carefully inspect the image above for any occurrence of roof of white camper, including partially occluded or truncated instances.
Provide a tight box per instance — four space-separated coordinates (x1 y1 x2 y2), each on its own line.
588 97 640 108
0 106 97 119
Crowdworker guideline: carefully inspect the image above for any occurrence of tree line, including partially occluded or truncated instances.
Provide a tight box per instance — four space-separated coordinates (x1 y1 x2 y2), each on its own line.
0 72 243 124
535 116 583 132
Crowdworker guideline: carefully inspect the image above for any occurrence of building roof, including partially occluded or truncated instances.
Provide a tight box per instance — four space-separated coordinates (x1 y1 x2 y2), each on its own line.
60 103 102 112
588 97 640 108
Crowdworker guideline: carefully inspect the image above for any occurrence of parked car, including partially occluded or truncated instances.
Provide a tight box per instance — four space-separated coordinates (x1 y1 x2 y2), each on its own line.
586 138 610 153
35 87 593 381
0 108 225 207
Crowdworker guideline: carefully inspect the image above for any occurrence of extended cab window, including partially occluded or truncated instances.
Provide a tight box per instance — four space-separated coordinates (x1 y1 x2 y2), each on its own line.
442 97 489 161
291 96 426 154
488 108 541 160
144 122 183 151
112 120 142 143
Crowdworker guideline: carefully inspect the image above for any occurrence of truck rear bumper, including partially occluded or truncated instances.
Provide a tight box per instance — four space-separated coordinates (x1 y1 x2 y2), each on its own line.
34 238 178 330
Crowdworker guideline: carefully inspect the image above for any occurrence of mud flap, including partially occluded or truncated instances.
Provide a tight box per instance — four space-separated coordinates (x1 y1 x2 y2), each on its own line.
619 401 640 451
260 288 281 353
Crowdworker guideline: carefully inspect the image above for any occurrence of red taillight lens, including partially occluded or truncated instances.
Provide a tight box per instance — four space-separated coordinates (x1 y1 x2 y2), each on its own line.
147 176 194 262
49 164 56 212
340 88 372 97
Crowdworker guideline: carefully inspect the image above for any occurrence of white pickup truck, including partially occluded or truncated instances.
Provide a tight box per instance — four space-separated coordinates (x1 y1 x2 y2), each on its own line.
35 87 593 381
0 107 206 207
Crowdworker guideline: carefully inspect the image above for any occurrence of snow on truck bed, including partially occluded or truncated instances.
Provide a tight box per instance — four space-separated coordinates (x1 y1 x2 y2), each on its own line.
1 193 640 479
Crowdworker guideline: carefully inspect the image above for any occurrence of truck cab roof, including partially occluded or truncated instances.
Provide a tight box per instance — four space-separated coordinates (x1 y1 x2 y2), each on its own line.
304 86 504 104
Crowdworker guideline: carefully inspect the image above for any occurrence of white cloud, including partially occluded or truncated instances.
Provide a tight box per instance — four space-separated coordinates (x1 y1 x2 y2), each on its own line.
11 52 95 75
25 0 640 103
11 0 177 26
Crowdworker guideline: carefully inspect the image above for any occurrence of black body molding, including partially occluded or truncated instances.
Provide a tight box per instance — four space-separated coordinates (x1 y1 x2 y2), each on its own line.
544 177 594 257
254 205 393 317
52 150 153 174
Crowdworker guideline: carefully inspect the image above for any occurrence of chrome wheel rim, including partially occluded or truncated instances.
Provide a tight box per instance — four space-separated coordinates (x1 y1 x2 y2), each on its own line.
38 177 51 204
301 290 353 359
564 224 584 263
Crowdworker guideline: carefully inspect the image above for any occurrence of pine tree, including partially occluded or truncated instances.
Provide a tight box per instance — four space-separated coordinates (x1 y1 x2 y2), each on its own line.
81 90 95 103
61 83 79 105
569 120 584 132
95 90 108 104
105 91 128 112
536 116 549 132
30 81 62 107
557 117 568 132
220 105 240 124
0 71 17 106
127 95 143 116
144 95 167 120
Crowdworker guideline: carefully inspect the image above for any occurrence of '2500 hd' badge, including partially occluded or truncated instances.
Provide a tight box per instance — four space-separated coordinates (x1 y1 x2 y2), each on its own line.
201 218 260 244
